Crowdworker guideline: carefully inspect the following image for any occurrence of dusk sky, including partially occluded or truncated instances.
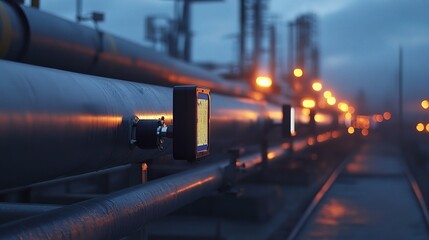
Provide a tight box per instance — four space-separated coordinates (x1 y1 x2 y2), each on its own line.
39 0 429 119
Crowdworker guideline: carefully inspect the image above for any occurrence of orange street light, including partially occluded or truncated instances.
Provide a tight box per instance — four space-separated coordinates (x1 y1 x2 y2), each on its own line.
314 113 326 123
416 123 424 132
345 112 352 120
302 99 316 109
323 90 332 99
255 76 272 88
293 68 303 78
347 126 355 134
426 123 429 132
383 112 391 120
422 100 429 109
327 96 336 106
312 81 322 91
338 102 349 112
372 114 383 123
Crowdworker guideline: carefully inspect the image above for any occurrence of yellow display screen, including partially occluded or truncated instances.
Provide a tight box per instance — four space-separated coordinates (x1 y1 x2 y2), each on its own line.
196 93 209 151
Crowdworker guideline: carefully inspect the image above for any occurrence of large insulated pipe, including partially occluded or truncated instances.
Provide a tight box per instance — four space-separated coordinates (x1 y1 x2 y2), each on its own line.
0 60 269 190
0 0 256 98
0 203 61 224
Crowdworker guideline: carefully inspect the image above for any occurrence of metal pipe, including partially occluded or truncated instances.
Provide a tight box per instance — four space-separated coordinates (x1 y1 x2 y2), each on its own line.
0 164 131 195
0 57 327 192
0 203 61 224
0 60 270 190
0 1 254 98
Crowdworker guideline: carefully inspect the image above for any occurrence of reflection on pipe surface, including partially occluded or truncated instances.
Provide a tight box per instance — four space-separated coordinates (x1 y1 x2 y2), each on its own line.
0 114 123 129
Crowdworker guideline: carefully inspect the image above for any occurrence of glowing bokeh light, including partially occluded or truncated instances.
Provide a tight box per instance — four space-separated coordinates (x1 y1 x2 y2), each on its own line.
383 112 391 120
345 112 352 120
323 91 332 99
347 126 355 134
255 76 272 88
362 128 369 136
416 123 424 132
312 82 322 91
338 102 349 112
293 68 303 77
422 100 429 109
327 97 336 106
375 114 383 123
302 99 316 109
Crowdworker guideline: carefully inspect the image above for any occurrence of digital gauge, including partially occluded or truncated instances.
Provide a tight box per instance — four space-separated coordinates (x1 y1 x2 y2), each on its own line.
173 86 210 161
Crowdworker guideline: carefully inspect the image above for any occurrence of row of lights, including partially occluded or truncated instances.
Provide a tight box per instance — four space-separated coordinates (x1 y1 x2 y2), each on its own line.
293 67 357 124
293 68 396 138
416 99 428 133
295 68 367 137
256 68 383 138
373 112 391 122
254 72 350 117
303 79 354 113
258 68 347 112
416 123 429 132
347 126 369 136
347 112 391 137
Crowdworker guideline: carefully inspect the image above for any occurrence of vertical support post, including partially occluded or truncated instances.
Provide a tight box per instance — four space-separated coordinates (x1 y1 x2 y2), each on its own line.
398 46 403 145
76 0 82 22
252 0 263 86
128 163 148 240
239 0 246 76
260 120 270 169
288 22 296 101
31 0 39 8
288 22 295 73
182 0 191 62
288 138 294 159
282 104 295 159
309 109 316 135
221 148 241 191
129 163 148 185
261 138 268 169
269 24 276 88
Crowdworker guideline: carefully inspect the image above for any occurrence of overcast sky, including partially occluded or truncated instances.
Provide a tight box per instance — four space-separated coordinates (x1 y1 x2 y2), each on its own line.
39 0 429 119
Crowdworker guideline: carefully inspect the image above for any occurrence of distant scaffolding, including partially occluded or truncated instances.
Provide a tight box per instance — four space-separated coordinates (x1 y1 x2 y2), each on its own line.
239 0 268 79
286 13 319 103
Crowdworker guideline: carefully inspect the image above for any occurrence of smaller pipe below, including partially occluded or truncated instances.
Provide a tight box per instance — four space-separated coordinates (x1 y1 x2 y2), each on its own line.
0 131 341 239
0 203 61 224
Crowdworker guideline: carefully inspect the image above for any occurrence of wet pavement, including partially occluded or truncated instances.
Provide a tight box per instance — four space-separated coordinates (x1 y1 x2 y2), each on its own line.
296 140 429 240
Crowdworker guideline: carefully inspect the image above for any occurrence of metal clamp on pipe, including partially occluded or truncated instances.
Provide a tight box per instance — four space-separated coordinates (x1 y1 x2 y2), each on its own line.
131 116 173 150
131 86 211 161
